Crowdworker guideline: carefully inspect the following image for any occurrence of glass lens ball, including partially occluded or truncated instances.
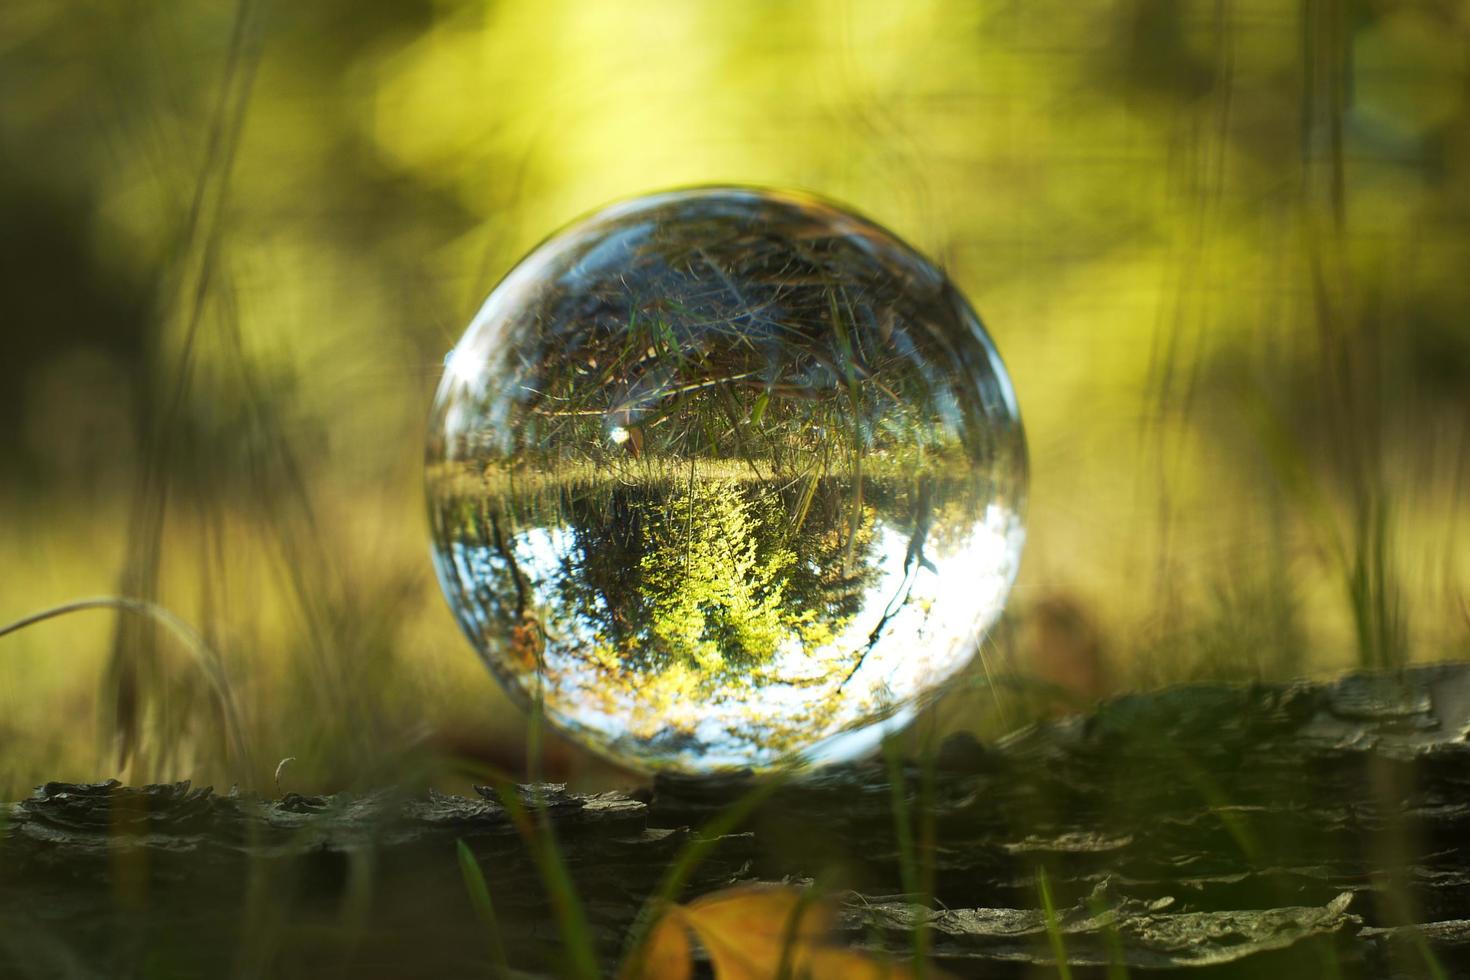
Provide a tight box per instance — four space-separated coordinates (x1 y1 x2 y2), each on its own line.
427 187 1026 775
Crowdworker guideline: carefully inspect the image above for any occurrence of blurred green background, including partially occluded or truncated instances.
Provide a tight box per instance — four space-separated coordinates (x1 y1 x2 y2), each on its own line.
1 0 1468 796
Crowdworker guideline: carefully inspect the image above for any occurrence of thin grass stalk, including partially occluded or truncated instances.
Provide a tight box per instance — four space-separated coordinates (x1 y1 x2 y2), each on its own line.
1037 867 1073 980
619 769 792 976
883 734 925 971
0 596 253 783
1087 893 1130 980
457 839 512 978
916 723 938 976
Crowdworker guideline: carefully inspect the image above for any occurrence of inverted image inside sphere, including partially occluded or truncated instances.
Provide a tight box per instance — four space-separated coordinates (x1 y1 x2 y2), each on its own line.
427 187 1026 775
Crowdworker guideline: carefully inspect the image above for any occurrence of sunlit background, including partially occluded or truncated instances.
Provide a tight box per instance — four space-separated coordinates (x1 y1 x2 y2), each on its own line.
2 0 1468 795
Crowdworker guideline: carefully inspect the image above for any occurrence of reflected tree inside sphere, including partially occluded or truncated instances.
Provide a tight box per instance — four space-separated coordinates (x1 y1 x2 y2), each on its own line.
427 187 1026 774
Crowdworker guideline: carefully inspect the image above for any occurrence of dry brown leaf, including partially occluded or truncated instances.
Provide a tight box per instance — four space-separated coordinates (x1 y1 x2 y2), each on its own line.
685 884 836 945
678 920 770 980
682 884 835 978
621 910 691 980
800 947 920 979
623 884 932 980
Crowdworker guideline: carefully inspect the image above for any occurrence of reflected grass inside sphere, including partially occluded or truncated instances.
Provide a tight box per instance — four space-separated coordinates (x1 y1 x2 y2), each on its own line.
427 187 1026 774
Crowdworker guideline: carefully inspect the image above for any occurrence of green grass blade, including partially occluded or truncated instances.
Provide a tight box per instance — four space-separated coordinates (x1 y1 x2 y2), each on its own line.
457 840 511 978
0 596 253 782
484 780 600 979
619 768 791 976
883 734 925 974
1037 867 1073 980
1087 893 1130 980
916 726 938 975
490 687 601 980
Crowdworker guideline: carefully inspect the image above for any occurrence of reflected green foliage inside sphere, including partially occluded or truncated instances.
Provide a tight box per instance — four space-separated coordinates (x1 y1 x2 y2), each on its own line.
427 188 1026 774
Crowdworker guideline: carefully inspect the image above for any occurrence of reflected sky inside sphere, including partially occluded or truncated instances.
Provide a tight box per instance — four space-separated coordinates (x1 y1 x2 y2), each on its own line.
427 187 1026 774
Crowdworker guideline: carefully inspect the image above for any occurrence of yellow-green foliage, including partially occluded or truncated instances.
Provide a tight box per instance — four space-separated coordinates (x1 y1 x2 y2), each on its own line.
1 0 1468 790
640 482 797 674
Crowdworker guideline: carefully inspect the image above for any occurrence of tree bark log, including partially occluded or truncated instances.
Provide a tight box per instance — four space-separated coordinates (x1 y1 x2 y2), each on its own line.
6 664 1470 977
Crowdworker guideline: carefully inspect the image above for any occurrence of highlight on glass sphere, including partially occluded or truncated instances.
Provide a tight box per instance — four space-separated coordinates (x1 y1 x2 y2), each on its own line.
427 187 1026 775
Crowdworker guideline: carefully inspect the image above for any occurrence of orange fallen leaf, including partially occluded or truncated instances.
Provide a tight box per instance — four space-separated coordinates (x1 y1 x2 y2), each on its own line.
630 911 691 980
680 885 833 979
622 884 925 980
801 946 919 979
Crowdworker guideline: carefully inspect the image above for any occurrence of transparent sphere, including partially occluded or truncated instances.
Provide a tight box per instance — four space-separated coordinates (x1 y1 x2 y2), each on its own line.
427 188 1026 775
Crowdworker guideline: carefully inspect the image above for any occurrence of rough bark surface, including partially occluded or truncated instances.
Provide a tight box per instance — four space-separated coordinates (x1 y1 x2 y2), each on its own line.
7 665 1470 977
